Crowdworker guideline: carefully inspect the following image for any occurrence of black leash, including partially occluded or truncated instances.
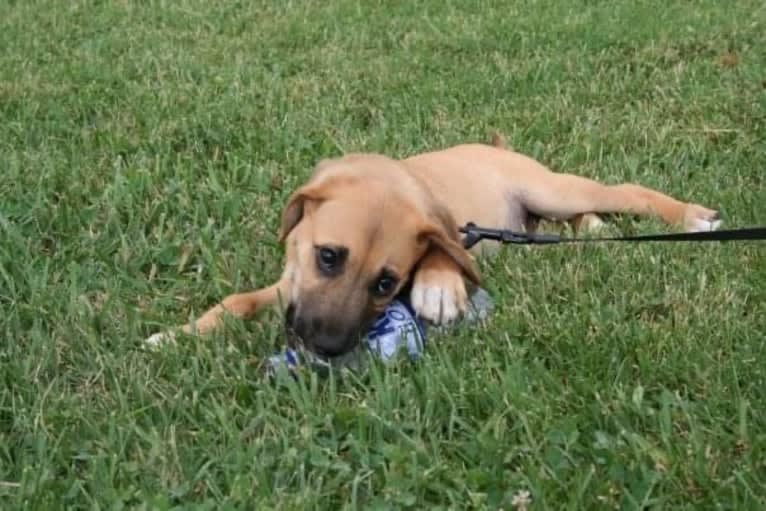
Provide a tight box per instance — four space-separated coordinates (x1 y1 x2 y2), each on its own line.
459 222 766 249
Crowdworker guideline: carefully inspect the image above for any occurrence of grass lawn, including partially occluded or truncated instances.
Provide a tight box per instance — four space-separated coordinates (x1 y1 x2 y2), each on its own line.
2 0 765 508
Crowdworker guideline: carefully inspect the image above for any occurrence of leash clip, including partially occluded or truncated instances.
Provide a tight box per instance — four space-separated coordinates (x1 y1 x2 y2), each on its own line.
459 222 561 249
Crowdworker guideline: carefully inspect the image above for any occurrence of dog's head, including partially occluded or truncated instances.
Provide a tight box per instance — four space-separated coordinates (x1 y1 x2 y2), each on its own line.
279 154 479 356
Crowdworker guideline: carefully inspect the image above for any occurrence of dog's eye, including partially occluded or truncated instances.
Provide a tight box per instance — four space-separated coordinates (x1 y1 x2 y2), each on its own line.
316 246 347 276
319 248 337 267
372 274 398 297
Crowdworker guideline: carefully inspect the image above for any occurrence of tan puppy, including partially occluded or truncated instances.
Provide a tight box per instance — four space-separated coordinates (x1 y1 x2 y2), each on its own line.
146 137 720 355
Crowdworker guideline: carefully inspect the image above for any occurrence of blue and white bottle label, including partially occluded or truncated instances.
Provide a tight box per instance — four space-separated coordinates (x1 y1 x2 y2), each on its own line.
365 299 426 361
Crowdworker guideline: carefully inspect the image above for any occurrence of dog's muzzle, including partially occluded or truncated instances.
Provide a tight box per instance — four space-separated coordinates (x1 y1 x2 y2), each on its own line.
284 302 362 357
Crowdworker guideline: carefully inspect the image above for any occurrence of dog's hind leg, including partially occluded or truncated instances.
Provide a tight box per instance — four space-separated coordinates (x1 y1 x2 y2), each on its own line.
518 172 721 233
145 280 288 346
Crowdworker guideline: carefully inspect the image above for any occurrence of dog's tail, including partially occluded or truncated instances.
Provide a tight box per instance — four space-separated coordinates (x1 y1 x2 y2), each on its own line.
489 132 510 150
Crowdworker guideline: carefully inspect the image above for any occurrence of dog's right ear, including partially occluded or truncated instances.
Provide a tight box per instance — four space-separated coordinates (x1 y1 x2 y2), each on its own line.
278 159 341 242
279 184 322 242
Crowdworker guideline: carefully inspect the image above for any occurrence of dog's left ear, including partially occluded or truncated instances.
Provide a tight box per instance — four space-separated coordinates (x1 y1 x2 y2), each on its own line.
418 204 481 285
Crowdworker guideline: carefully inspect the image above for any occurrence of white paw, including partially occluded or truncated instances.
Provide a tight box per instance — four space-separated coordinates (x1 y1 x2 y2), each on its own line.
144 331 177 348
687 217 722 232
683 204 721 232
579 213 605 232
410 270 468 325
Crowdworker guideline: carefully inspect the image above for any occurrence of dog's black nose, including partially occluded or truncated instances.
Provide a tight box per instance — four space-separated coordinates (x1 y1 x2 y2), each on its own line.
284 303 322 349
283 302 360 356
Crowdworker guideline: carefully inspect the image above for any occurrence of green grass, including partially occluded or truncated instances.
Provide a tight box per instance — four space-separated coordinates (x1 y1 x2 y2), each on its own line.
1 0 765 508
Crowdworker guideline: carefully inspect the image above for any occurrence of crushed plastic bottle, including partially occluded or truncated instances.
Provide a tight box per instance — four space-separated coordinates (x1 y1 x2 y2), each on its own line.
266 287 493 378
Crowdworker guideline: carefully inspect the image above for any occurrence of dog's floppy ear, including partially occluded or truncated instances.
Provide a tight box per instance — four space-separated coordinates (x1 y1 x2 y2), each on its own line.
278 183 323 242
278 159 342 242
418 203 481 285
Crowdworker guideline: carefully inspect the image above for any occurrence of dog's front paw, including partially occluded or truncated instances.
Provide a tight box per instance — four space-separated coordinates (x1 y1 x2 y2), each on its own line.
144 330 177 348
410 268 468 325
683 204 721 232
